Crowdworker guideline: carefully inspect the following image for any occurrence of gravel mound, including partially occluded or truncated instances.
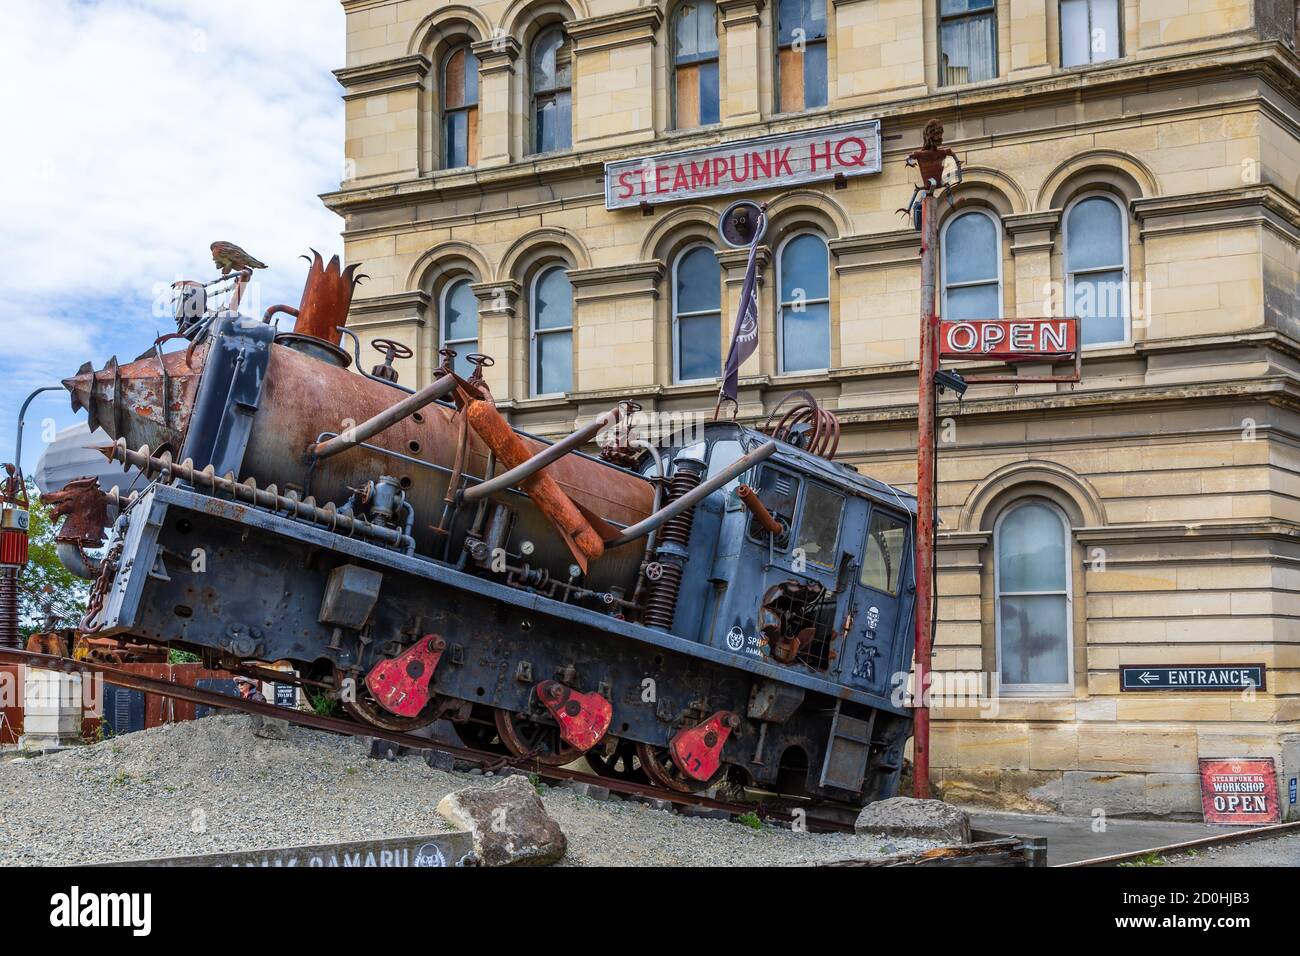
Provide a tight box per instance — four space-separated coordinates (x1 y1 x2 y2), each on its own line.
0 716 936 866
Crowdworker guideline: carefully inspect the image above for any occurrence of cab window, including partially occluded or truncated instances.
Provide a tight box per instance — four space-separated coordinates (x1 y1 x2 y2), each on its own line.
860 510 907 594
795 483 844 567
748 465 799 547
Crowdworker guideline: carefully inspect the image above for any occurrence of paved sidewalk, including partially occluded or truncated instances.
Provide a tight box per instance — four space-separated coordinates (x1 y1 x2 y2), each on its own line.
968 809 1248 866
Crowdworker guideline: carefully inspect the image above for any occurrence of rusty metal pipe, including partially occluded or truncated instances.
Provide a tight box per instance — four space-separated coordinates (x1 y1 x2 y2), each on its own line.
737 484 782 536
461 406 624 504
310 372 457 460
607 441 777 549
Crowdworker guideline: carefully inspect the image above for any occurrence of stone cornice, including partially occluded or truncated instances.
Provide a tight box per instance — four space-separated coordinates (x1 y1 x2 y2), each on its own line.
348 290 431 318
567 8 663 53
334 54 430 95
1133 184 1300 244
717 0 766 28
472 35 520 69
830 231 920 273
471 279 521 316
568 260 665 298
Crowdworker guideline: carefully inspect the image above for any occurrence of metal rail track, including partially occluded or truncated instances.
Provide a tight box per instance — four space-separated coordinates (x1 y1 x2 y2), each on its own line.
0 647 854 833
1061 819 1300 867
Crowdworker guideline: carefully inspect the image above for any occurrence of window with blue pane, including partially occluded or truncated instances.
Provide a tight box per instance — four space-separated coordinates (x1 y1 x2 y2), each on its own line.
531 27 572 154
1060 0 1120 67
673 245 722 382
531 266 573 395
673 1 720 128
442 46 479 168
1065 194 1128 347
441 278 479 379
996 500 1073 693
939 0 997 86
942 210 1001 321
778 233 830 373
776 0 827 112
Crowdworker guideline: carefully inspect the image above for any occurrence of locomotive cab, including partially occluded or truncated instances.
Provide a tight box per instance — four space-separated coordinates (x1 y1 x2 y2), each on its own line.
644 420 917 704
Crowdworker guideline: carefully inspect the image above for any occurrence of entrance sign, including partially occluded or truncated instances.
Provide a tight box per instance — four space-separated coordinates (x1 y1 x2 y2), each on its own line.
1120 664 1266 692
604 120 882 210
1199 758 1281 825
938 318 1077 359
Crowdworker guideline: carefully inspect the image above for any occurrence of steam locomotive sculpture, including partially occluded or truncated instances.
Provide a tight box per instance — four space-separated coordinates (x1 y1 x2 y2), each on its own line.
49 240 919 808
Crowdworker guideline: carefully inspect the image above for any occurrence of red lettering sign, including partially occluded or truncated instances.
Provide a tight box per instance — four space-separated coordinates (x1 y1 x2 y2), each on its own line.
1199 758 1281 825
605 121 881 209
938 319 1078 359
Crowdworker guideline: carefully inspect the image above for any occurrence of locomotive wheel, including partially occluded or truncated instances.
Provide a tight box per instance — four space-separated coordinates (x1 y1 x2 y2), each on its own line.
333 666 438 733
635 742 719 793
584 738 650 784
494 708 580 766
452 705 509 754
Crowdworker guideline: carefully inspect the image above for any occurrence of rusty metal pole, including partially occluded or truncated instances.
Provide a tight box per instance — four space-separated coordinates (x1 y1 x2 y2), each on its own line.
913 189 940 799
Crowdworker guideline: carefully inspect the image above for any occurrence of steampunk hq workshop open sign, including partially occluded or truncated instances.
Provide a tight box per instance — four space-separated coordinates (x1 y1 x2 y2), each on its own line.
1199 758 1281 825
1120 664 1266 692
938 318 1078 359
604 119 881 209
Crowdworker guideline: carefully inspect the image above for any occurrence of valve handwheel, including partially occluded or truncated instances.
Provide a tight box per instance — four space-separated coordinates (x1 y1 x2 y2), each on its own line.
372 338 414 361
466 353 495 369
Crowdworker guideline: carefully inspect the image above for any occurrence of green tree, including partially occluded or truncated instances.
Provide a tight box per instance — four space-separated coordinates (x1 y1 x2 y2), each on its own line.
18 480 89 636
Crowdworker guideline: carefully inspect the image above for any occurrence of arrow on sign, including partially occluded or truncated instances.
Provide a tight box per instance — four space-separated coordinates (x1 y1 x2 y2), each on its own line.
1138 671 1158 684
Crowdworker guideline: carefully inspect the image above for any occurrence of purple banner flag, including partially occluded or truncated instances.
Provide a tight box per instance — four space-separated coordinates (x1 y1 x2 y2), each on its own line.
720 216 765 404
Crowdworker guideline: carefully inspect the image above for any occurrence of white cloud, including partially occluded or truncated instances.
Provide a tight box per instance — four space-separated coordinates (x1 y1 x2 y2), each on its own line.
0 0 347 468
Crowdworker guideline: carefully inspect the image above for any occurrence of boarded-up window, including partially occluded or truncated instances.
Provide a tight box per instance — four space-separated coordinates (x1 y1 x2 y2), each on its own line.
442 45 480 168
776 0 827 113
673 1 720 128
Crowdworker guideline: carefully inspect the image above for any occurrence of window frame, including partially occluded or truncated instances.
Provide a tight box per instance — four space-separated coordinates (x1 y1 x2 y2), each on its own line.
775 229 831 375
1059 0 1122 68
774 0 829 114
794 481 846 569
439 276 480 377
529 264 574 398
938 0 999 88
993 499 1075 697
671 242 723 384
1062 190 1131 350
529 24 573 156
670 0 721 130
940 208 1003 322
440 44 480 169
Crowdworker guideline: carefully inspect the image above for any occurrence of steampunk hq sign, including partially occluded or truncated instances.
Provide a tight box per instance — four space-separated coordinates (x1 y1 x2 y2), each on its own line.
604 120 882 209
1120 664 1266 692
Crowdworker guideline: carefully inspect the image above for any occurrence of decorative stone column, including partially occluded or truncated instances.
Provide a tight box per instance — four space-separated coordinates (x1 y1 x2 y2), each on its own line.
473 35 519 169
1008 0 1052 78
568 8 662 148
1005 210 1062 394
334 54 430 183
567 261 665 395
472 279 520 399
717 0 766 125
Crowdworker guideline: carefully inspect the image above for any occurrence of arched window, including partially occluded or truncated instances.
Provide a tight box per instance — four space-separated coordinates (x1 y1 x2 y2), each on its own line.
941 210 1001 320
776 0 827 112
672 1 720 128
939 0 997 86
1060 0 1120 67
530 26 572 154
530 266 573 395
1064 193 1128 347
440 278 479 378
995 500 1073 694
442 45 480 168
673 245 722 382
777 232 830 373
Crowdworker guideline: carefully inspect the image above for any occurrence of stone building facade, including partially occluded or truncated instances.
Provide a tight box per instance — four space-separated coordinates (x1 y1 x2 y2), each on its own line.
329 0 1300 817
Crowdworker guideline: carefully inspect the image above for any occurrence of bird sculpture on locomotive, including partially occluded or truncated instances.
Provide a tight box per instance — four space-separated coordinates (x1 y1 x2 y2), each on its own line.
49 246 918 811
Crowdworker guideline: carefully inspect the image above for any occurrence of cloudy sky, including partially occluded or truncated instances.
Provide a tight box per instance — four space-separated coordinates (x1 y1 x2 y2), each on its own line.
0 0 346 474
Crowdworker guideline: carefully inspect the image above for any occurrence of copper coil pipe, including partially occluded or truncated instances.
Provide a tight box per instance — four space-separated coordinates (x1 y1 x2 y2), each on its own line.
737 484 782 536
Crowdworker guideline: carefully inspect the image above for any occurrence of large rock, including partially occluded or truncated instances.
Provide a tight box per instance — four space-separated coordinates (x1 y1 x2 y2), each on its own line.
854 797 971 844
436 775 567 866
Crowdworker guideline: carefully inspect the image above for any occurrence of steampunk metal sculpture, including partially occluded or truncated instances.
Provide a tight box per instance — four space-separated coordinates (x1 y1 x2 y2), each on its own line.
32 241 920 808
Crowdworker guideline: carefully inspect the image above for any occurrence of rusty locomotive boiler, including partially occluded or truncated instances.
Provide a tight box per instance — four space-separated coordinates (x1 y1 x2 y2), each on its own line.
53 249 919 806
